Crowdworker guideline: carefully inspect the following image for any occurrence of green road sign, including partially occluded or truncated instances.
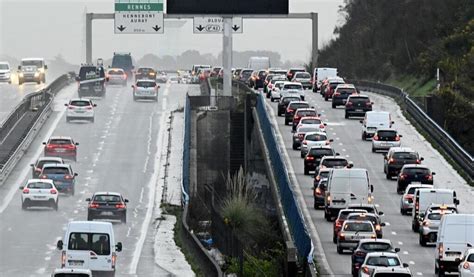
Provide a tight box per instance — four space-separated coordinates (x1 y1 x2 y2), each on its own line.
115 3 163 12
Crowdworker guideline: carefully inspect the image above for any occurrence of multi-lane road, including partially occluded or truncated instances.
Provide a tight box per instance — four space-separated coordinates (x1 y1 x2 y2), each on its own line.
263 88 473 276
0 80 192 276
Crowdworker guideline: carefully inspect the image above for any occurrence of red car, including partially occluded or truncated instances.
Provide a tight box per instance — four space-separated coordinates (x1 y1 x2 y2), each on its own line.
43 136 79 161
324 78 345 101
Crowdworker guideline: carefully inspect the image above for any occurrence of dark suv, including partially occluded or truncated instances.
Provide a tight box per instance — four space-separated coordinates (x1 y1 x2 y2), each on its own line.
284 101 310 125
76 65 106 97
111 52 134 80
397 165 435 194
332 84 357 108
384 147 423 179
278 96 301 116
345 95 373 118
86 192 129 223
304 146 336 175
255 70 267 89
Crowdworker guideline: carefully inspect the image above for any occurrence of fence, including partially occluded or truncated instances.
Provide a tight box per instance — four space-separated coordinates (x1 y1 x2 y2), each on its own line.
351 80 474 183
254 93 313 263
182 95 191 205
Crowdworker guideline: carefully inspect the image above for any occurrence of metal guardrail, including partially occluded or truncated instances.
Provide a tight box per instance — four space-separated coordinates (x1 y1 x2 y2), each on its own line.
0 73 73 185
351 80 474 183
182 95 191 205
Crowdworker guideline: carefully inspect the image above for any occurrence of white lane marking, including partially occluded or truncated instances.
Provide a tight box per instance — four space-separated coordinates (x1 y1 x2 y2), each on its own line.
402 251 409 255
162 98 167 110
338 142 343 146
409 261 415 265
128 87 168 275
126 227 132 237
391 231 397 235
263 100 335 275
0 100 68 214
384 222 390 226
143 111 154 173
332 132 336 136
342 149 346 152
335 137 340 140
416 272 423 276
139 187 145 204
398 241 403 245
325 122 346 126
35 268 46 275
44 256 51 261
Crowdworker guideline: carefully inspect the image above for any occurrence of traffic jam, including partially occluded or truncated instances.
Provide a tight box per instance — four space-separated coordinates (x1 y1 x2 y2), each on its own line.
235 66 474 277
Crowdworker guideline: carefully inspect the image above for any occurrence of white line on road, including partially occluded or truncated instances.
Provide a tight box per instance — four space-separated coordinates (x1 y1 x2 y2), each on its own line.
416 272 423 276
403 251 409 255
409 261 415 265
391 231 397 235
398 241 404 245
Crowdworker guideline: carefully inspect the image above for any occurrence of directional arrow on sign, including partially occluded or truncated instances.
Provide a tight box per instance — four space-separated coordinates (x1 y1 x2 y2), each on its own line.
117 25 126 32
232 25 240 32
152 25 161 32
196 25 205 32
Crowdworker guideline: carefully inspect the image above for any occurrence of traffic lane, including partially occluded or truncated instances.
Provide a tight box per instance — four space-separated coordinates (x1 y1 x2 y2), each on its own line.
266 90 438 275
0 82 46 122
0 82 188 276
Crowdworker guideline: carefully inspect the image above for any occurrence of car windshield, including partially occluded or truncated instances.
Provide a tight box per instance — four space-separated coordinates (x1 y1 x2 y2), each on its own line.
70 101 91 107
27 182 53 189
403 168 430 175
295 73 311 78
301 118 321 125
136 81 156 88
467 254 474 262
361 242 392 251
306 134 327 141
393 152 418 160
337 88 356 94
0 64 9 70
366 256 401 266
68 232 110 255
309 149 334 157
22 60 43 67
284 84 303 90
322 159 348 167
93 195 121 202
298 127 319 133
349 215 377 225
108 70 124 75
42 167 69 175
344 222 373 232
37 159 62 168
50 139 72 145
289 103 309 110
79 66 98 80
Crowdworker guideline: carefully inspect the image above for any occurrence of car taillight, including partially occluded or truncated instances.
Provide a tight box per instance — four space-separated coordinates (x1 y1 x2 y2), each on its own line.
327 194 331 202
366 101 372 106
46 144 54 149
404 195 413 200
319 124 325 129
299 134 304 139
34 167 42 172
22 188 30 194
389 158 395 164
426 174 433 181
68 105 75 110
86 106 93 110
371 235 376 238
115 203 126 209
306 156 315 160
123 73 127 79
65 144 76 149
325 140 330 145
438 243 444 259
346 101 353 106
287 108 294 113
61 250 66 268
362 266 369 274
373 135 379 141
315 175 321 182
423 220 430 227
400 174 407 180
375 224 381 231
338 233 345 241
335 220 343 228
416 159 421 164
463 262 470 269
89 202 99 208
315 188 321 195
302 140 307 145
112 253 117 269
294 115 300 120
50 189 58 194
395 135 400 141
334 92 340 96
64 175 73 180
40 175 47 179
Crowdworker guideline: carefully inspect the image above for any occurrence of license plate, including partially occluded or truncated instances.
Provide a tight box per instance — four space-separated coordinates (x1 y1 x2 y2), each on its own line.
101 211 114 216
351 236 363 240
76 110 85 113
342 99 347 103
68 260 84 266
381 143 391 146
55 181 63 185
356 109 363 112
55 149 66 152
34 196 46 199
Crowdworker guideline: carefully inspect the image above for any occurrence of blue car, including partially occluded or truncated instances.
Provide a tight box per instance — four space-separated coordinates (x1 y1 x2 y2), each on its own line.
39 163 77 195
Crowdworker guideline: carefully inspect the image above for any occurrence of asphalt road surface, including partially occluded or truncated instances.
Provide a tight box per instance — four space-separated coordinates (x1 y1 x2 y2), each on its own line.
0 80 191 276
264 88 472 276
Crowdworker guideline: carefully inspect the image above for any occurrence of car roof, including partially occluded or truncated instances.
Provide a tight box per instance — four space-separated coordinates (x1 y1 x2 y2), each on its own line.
348 94 369 98
343 220 374 226
93 192 122 197
22 57 44 61
405 184 433 190
52 268 92 274
295 108 316 112
358 238 392 244
283 81 302 85
108 67 124 71
136 79 156 82
348 212 377 218
389 147 415 153
321 155 346 160
27 179 54 184
70 98 92 102
335 84 355 89
401 164 429 169
309 145 333 150
347 203 377 209
49 136 73 140
37 157 63 162
365 251 400 258
288 101 308 105
305 131 327 136
67 221 113 232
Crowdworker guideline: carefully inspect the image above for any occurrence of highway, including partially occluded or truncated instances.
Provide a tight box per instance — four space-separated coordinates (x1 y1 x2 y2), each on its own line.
0 80 192 276
263 88 473 276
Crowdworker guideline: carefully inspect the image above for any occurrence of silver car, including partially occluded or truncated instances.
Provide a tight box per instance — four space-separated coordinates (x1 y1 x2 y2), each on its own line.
371 129 402 152
300 132 332 158
132 79 159 101
337 220 376 254
399 184 433 215
419 207 456 246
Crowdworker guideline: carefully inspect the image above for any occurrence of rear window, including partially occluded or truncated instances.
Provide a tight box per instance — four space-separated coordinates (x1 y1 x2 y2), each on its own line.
350 96 370 103
403 167 430 175
43 167 70 175
79 66 99 80
344 222 373 232
361 242 392 251
377 130 397 138
393 152 418 160
297 111 317 117
427 213 442 220
284 84 303 90
136 81 156 88
27 182 53 189
112 54 133 70
322 159 348 167
301 118 322 125
337 89 356 94
137 68 153 74
93 195 121 202
295 72 311 78
298 127 319 133
70 101 91 107
289 103 309 110
108 70 124 75
68 232 111 255
37 159 62 168
366 256 400 266
348 215 377 225
306 134 327 141
282 97 300 104
49 139 72 145
467 254 474 262
309 148 334 157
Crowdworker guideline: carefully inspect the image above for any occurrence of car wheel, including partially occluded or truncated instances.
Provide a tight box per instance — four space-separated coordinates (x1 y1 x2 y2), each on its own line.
412 221 417 232
36 79 41 84
386 172 391 180
71 187 75 196
304 166 309 175
371 146 375 153
400 208 406 215
332 103 336 108
292 143 297 150
337 245 343 254
325 211 331 222
270 97 274 102
284 119 289 125
333 234 337 244
438 269 445 277
301 152 305 159
419 234 427 246
90 117 94 123
21 200 28 210
277 111 282 116
87 214 93 221
362 132 366 140
54 201 58 211
325 96 328 101
345 112 349 119
121 213 127 224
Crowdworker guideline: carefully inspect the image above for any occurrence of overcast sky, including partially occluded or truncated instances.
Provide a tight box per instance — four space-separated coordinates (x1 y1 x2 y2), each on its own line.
0 0 344 64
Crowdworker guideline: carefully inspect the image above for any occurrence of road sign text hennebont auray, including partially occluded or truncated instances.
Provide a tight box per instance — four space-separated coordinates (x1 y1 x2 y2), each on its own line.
193 17 243 34
114 0 164 34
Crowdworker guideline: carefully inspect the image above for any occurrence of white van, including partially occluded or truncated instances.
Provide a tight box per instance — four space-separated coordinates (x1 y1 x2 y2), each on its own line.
435 214 474 275
324 168 374 220
247 56 270 71
360 111 394 140
312 67 338 92
51 268 92 277
411 188 459 232
57 221 122 276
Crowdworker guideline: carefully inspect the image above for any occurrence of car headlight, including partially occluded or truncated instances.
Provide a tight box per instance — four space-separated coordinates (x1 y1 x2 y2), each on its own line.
19 72 24 77
34 72 40 77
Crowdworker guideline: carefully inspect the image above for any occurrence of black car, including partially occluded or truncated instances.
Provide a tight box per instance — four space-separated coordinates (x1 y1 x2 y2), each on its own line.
278 96 301 116
304 146 336 175
345 95 373 118
284 101 310 125
255 70 267 89
332 84 357 108
397 165 435 194
135 67 156 81
87 192 129 223
351 240 399 277
384 148 423 179
112 52 134 80
313 178 328 209
76 65 106 97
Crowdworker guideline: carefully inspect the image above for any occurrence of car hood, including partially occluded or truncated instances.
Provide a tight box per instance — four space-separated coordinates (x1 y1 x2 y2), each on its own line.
0 69 10 73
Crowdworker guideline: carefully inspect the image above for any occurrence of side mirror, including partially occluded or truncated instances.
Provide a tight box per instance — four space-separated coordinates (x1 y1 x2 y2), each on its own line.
131 85 135 88
371 102 374 105
455 258 461 263
380 222 386 227
455 199 460 205
75 76 80 82
378 211 384 216
18 65 22 70
359 120 363 124
74 173 78 176
347 162 354 168
75 142 80 146
432 172 436 175
64 103 68 106
394 247 400 253
30 164 34 167
371 185 374 193
42 142 46 145
85 198 91 202
116 242 123 252
323 123 327 126
420 157 424 161
93 104 97 107
19 186 24 190
403 263 409 268
124 199 129 203
44 65 48 70
391 121 395 124
336 153 340 156
57 240 63 250
399 134 403 137
157 86 160 88
329 139 334 142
